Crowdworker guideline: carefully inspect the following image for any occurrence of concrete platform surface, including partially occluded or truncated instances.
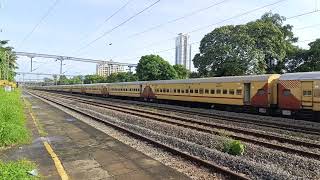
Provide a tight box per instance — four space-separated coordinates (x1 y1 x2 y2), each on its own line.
0 93 190 180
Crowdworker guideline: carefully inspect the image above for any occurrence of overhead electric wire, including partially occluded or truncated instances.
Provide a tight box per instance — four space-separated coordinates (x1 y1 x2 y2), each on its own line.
127 0 230 38
188 0 287 34
18 0 60 48
286 9 320 19
113 4 320 62
295 23 320 30
75 0 161 54
112 0 287 60
81 0 133 41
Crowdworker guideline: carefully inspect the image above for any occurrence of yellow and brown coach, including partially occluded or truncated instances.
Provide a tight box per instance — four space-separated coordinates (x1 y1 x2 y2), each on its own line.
145 74 280 114
278 72 320 120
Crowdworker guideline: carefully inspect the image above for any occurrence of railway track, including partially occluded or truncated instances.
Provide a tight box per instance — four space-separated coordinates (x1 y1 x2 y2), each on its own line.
33 90 320 160
27 90 250 180
51 90 320 137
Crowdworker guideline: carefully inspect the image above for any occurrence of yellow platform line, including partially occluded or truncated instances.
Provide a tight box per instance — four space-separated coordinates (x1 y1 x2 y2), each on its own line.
26 98 69 180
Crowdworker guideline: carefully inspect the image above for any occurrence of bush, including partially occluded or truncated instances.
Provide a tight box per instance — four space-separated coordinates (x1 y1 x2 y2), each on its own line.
223 140 246 156
0 89 29 147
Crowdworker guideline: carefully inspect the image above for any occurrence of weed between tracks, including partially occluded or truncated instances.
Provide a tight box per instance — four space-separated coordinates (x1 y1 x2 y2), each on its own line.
0 89 30 147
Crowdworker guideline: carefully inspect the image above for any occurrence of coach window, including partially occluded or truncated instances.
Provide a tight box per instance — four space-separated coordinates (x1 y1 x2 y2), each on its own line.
303 90 312 96
236 89 242 95
186 89 189 93
216 89 221 94
199 88 204 94
190 89 194 93
257 89 266 95
166 89 169 93
174 89 177 93
223 89 228 94
181 89 185 93
229 89 235 95
283 89 291 96
210 89 215 94
195 89 199 93
177 89 181 93
205 89 209 94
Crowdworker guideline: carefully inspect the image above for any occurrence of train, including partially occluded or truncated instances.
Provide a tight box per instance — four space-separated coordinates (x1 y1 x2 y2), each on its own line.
33 71 320 122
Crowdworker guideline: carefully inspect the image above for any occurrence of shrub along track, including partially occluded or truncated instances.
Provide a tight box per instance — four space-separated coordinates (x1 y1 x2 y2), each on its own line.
26 90 249 180
32 90 320 159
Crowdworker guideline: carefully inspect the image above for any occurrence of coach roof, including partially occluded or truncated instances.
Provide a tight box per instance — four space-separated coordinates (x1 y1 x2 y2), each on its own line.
280 71 320 81
110 74 279 85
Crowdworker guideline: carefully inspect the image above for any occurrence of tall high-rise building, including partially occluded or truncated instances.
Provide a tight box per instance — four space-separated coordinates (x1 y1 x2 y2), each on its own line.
175 33 191 71
96 61 125 77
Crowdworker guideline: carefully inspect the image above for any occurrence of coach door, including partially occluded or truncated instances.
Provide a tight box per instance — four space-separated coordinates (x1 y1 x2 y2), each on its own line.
244 83 251 104
301 81 313 108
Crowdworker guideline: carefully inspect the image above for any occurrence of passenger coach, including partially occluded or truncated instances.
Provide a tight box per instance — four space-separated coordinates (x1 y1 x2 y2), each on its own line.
278 72 320 119
146 74 280 114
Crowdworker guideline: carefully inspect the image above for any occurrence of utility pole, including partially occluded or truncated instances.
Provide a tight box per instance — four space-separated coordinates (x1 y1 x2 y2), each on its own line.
189 44 192 71
60 59 63 74
28 56 34 72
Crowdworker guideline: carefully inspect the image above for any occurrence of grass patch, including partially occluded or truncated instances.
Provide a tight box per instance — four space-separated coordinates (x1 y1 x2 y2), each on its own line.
223 139 246 156
0 159 39 179
0 88 30 147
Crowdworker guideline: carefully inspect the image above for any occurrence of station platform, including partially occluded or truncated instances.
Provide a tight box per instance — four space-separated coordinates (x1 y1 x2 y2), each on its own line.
0 93 189 180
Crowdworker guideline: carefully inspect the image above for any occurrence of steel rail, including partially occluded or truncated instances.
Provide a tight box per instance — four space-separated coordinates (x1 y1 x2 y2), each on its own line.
35 91 320 160
27 91 250 180
47 90 320 136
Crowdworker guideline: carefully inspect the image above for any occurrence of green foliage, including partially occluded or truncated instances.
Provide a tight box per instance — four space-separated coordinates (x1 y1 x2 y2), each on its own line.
0 89 29 147
0 160 39 180
189 71 202 79
57 75 69 85
83 74 105 84
105 72 138 83
68 75 83 84
223 140 246 156
136 55 177 81
285 39 320 72
173 64 189 79
0 40 17 81
193 12 298 76
194 25 266 77
57 72 138 85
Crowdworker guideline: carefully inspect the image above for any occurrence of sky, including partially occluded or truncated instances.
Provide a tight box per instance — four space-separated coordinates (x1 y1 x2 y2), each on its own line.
0 0 319 81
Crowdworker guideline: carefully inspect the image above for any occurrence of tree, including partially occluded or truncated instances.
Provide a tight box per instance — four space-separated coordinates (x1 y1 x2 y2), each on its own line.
285 39 320 72
193 25 266 77
57 75 69 85
136 55 177 81
0 40 16 81
106 72 138 83
189 71 201 79
68 75 83 84
193 12 298 76
247 12 297 73
173 64 189 79
83 74 105 84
